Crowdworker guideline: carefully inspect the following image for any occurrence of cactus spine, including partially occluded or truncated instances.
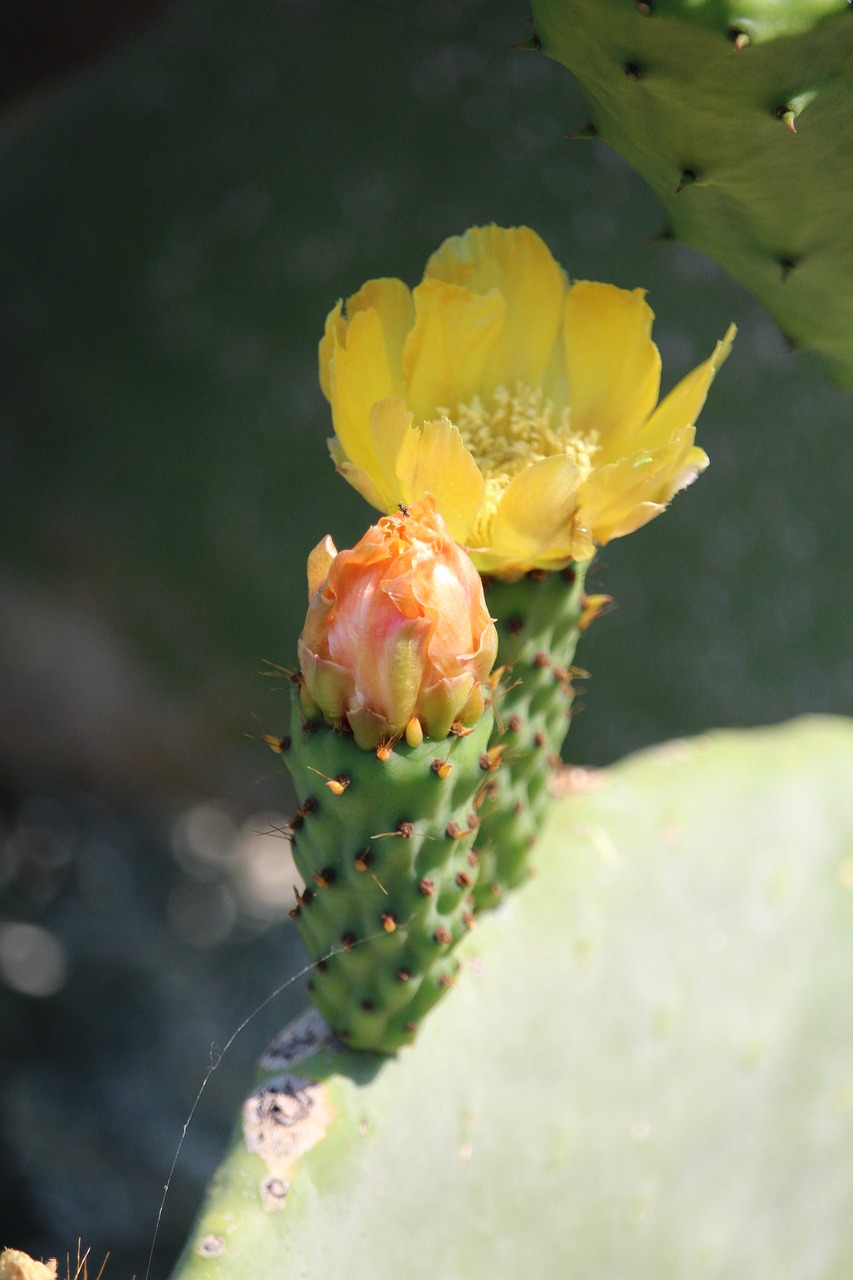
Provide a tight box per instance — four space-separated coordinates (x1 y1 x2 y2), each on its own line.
282 695 493 1053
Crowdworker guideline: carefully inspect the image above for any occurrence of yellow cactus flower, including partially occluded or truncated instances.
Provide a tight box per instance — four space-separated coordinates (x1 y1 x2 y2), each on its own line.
298 496 497 750
320 225 734 577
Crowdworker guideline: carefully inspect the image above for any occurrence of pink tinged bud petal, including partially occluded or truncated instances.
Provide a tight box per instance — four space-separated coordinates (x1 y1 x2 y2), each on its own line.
458 681 486 727
306 535 337 598
298 496 497 748
296 640 351 722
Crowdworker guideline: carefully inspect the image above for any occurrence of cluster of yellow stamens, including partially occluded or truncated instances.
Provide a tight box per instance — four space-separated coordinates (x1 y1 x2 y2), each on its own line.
446 383 601 547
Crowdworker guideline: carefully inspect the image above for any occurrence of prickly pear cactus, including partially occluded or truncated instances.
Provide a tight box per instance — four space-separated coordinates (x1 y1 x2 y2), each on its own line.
474 563 589 907
168 716 853 1280
281 694 493 1053
529 0 853 387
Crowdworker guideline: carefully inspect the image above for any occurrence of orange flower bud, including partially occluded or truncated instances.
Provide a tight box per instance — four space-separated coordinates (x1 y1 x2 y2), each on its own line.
298 497 497 750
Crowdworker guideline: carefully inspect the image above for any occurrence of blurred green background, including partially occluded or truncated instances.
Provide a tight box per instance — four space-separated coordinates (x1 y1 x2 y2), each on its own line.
1 1 851 1276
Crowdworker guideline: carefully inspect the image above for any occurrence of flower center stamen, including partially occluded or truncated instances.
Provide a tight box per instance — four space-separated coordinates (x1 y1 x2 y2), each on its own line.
441 383 600 546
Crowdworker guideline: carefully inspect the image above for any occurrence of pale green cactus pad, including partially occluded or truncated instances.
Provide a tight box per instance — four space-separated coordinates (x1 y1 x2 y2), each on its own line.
529 0 853 387
168 715 853 1279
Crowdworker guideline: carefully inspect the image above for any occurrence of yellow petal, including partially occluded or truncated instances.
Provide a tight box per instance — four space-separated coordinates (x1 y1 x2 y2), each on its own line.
603 501 666 541
563 282 662 455
342 277 414 386
368 400 485 544
577 453 669 542
325 304 401 478
318 300 347 403
331 454 392 514
578 431 702 545
488 454 580 569
637 323 736 453
668 444 710 497
402 278 507 422
424 225 567 392
320 278 414 402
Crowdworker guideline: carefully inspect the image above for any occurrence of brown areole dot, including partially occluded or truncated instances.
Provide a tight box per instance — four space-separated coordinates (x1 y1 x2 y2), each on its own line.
311 866 337 888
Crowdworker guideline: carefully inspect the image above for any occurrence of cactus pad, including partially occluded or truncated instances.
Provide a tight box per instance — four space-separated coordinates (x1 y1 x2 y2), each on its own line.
282 694 494 1053
530 0 853 387
474 561 588 906
169 716 853 1280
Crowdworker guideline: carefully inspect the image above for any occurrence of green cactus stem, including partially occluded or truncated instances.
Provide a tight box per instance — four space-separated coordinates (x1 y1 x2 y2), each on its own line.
280 691 495 1053
473 560 591 908
530 0 853 387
